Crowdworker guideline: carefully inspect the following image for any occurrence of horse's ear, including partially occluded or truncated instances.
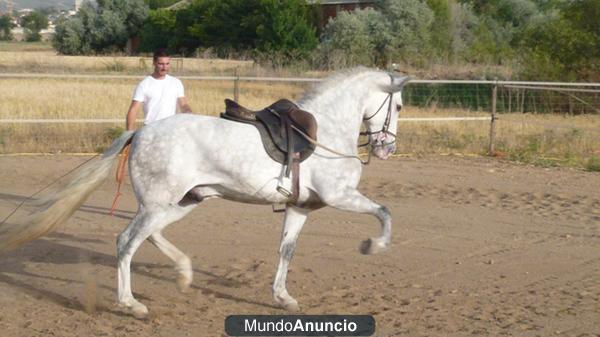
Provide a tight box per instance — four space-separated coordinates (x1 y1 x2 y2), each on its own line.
391 75 411 92
381 73 411 93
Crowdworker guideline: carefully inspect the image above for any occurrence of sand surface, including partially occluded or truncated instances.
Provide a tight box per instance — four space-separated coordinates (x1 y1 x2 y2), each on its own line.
0 155 598 337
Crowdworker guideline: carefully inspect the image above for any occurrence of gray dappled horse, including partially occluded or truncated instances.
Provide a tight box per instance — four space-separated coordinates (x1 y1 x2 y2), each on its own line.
0 68 410 318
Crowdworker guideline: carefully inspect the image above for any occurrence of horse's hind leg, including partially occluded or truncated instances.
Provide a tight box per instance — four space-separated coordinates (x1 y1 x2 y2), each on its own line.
272 206 309 311
147 231 193 292
117 205 193 318
322 189 391 255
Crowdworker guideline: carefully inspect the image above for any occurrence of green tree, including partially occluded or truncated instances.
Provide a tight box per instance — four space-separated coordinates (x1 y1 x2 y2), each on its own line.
139 9 177 52
53 0 149 55
202 0 262 50
170 0 262 55
22 11 49 42
254 0 318 60
355 8 394 67
449 1 479 60
520 0 599 80
53 15 89 54
97 0 149 37
0 15 14 41
427 0 453 60
155 0 317 61
318 10 375 68
376 0 435 65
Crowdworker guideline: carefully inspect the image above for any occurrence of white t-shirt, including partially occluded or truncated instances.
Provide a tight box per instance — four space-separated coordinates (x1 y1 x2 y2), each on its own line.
132 74 185 124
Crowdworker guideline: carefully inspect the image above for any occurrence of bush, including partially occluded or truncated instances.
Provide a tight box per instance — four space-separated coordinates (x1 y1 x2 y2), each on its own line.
53 0 149 55
0 14 14 41
586 156 600 172
376 0 434 64
22 11 49 42
139 9 177 52
449 2 479 61
317 10 375 69
519 0 600 81
254 0 318 60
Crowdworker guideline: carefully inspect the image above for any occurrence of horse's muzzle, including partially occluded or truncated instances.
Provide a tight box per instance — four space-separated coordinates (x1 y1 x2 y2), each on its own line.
371 133 396 160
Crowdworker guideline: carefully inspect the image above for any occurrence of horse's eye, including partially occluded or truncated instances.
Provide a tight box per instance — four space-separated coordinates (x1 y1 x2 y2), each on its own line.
396 104 402 111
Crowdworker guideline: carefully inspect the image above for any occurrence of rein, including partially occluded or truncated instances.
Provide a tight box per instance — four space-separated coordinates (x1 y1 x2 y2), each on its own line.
291 88 396 166
286 123 371 165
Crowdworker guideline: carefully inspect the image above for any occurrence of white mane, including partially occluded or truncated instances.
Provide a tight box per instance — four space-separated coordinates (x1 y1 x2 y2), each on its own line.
298 67 386 106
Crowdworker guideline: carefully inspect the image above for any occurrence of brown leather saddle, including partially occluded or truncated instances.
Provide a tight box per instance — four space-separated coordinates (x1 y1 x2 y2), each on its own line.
221 98 317 164
220 98 318 202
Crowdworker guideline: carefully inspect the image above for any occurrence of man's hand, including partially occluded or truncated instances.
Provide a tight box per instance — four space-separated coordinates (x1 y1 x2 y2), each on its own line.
178 97 192 113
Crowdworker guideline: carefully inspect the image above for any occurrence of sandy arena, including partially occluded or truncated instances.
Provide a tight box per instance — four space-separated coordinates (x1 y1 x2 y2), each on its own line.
0 154 598 337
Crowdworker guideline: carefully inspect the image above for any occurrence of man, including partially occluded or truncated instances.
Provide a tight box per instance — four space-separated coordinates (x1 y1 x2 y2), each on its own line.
126 48 192 130
111 49 192 213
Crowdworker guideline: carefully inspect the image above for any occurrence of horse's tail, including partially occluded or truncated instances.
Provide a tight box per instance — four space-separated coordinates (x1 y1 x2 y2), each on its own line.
0 130 136 252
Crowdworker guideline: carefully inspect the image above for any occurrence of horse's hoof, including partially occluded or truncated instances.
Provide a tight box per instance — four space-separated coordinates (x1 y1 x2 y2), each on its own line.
131 304 149 319
283 300 300 312
177 275 192 293
119 300 149 319
360 238 388 255
275 294 300 312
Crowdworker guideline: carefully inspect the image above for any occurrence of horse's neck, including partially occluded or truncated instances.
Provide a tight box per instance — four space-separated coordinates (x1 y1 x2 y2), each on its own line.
301 98 362 149
300 84 367 148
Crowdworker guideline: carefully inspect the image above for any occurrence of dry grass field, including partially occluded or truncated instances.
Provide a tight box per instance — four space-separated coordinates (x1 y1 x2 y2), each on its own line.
0 46 598 170
0 51 256 75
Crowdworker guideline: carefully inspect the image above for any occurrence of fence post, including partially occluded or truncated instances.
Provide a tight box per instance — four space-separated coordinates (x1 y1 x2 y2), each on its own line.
488 81 498 155
234 67 240 102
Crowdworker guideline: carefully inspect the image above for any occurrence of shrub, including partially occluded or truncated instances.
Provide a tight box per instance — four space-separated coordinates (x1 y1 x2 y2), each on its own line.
0 14 14 41
53 0 149 55
519 0 600 81
139 9 177 52
317 10 375 69
376 0 434 64
254 0 318 61
22 11 49 42
586 156 600 172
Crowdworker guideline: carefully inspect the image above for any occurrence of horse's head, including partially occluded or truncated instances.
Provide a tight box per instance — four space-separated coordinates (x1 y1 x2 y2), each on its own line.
361 73 410 160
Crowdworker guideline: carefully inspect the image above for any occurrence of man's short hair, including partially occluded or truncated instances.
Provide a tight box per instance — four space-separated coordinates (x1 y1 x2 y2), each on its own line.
153 48 170 61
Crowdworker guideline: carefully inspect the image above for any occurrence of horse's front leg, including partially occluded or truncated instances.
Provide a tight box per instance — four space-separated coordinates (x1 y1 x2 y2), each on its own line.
323 189 391 255
273 206 309 311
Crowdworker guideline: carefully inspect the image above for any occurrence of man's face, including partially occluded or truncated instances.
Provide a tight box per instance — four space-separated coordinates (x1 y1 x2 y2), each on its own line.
153 56 170 77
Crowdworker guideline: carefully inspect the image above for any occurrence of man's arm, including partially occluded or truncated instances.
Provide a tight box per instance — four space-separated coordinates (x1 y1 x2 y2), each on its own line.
126 100 143 130
178 97 192 113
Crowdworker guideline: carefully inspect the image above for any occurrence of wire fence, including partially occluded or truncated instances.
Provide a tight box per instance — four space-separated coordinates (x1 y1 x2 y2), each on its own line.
1 73 598 116
0 73 598 167
403 81 600 114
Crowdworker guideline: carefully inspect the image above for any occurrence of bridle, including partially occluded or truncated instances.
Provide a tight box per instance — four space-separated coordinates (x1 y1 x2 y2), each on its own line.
291 74 402 166
359 81 398 149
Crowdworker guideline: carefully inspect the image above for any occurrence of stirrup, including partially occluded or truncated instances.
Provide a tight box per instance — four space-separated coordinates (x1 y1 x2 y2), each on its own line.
276 176 293 198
